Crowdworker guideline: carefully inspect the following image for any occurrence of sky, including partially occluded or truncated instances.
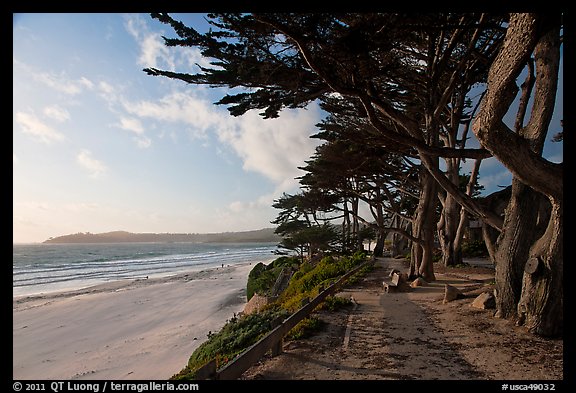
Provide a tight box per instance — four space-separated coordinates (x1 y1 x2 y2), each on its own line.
13 13 563 244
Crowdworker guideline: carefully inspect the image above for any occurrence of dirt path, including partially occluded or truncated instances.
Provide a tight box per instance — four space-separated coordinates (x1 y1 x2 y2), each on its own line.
240 257 563 381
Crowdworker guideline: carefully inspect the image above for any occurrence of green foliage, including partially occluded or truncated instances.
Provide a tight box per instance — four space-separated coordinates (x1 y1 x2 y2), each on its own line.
271 256 300 269
285 316 324 340
277 223 341 261
358 226 377 242
459 173 485 198
319 295 352 311
171 306 289 380
279 252 366 312
343 262 374 286
275 219 308 237
246 257 299 301
461 240 488 258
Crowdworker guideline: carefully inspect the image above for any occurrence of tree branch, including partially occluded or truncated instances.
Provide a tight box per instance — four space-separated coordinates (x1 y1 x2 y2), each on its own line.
472 13 562 199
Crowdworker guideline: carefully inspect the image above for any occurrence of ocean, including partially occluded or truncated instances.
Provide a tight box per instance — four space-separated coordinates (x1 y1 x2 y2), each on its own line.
12 242 278 297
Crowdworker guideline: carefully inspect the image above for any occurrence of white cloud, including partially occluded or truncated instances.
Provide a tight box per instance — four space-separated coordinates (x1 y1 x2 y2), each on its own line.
122 92 223 148
14 201 53 211
79 76 95 90
124 14 211 72
115 116 151 149
33 70 94 95
135 136 152 149
15 111 65 144
124 14 175 70
124 91 320 193
98 81 116 96
183 47 214 70
76 149 107 178
104 21 114 41
142 34 175 69
220 107 321 191
124 91 222 128
118 117 144 134
122 15 320 187
14 58 94 96
64 202 101 212
43 105 70 122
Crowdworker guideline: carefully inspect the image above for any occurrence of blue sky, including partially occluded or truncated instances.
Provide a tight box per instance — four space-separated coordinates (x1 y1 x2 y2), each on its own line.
13 13 563 243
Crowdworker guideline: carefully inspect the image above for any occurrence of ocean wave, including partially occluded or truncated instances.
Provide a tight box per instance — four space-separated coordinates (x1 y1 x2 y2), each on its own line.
13 242 278 296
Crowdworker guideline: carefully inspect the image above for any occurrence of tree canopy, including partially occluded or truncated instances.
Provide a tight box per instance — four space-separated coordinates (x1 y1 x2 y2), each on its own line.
145 12 563 336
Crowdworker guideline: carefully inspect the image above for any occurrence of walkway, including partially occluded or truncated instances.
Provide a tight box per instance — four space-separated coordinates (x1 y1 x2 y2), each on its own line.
239 257 563 380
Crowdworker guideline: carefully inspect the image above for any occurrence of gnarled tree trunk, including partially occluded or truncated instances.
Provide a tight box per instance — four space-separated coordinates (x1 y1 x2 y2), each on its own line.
494 180 548 319
391 215 410 258
517 198 562 336
480 186 511 264
409 166 437 281
453 158 483 262
472 13 562 336
437 159 462 267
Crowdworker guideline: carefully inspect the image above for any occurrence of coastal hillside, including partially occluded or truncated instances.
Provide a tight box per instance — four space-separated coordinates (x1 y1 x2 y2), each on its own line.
43 228 281 244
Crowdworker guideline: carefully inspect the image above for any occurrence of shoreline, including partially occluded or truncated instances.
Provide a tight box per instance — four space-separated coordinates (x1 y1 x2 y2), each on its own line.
13 261 262 303
13 262 257 380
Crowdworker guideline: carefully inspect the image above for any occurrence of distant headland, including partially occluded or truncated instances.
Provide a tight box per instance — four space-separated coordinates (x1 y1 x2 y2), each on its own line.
43 228 281 244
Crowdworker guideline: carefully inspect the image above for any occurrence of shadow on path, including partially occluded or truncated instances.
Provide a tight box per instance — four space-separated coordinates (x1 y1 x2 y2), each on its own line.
241 257 485 380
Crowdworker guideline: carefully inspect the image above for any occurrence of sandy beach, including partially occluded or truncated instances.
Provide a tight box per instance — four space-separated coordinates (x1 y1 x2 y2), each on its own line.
13 262 255 380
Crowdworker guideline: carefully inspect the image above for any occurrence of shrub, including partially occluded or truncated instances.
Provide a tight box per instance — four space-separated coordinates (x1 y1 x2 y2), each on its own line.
171 306 289 380
246 256 299 300
319 295 352 311
279 253 366 312
461 240 488 258
285 316 324 340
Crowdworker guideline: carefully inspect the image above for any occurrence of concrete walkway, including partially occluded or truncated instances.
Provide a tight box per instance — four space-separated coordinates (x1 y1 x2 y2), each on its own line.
335 257 484 379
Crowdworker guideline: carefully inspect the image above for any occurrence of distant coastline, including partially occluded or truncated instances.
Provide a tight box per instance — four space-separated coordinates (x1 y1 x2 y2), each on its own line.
43 228 281 244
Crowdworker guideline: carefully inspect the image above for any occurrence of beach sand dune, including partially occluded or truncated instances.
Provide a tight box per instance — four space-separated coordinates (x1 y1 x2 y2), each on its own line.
13 263 253 380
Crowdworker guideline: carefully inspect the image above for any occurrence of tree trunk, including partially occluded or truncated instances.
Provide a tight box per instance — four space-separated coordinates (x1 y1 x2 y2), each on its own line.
472 14 562 336
390 215 408 258
516 198 562 337
494 179 546 319
409 167 437 281
351 195 362 251
482 224 499 265
479 186 511 264
374 230 385 257
373 189 386 257
437 159 461 267
342 199 350 253
454 158 482 260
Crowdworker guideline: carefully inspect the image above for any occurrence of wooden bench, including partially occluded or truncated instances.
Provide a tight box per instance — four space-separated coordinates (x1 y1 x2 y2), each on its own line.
383 271 402 293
